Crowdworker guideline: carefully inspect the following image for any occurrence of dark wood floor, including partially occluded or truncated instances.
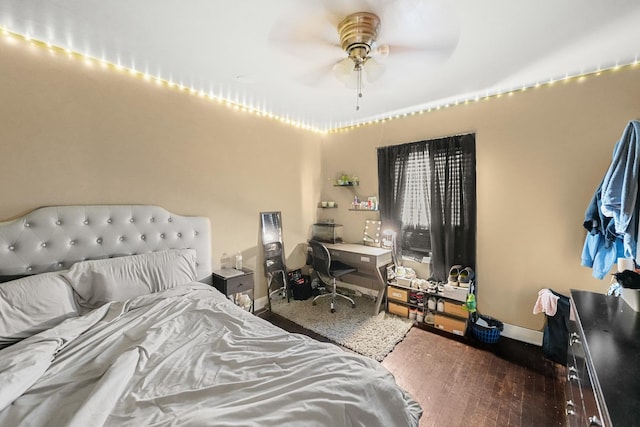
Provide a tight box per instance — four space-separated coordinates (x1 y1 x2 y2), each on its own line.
262 312 566 427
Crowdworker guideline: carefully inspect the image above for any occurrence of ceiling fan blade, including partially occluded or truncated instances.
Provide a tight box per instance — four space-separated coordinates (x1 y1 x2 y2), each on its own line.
386 40 459 57
268 10 341 60
374 0 461 59
373 43 390 58
298 59 344 87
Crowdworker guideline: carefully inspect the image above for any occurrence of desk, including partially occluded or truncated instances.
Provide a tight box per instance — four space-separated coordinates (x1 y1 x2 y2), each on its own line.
324 243 392 314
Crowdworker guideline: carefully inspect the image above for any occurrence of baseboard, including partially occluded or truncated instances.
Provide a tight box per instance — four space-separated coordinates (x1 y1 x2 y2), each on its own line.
502 323 543 346
255 296 269 312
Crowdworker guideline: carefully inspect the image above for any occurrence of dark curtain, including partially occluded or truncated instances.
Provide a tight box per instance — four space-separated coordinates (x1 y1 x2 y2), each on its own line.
377 144 409 234
377 134 476 281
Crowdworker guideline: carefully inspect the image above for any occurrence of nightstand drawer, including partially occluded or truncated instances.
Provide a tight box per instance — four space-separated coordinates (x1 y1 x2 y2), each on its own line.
212 269 254 295
212 268 255 313
225 274 253 294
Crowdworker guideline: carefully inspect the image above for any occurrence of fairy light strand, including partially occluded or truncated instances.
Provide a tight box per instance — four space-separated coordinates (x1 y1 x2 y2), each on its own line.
0 27 325 134
2 26 638 135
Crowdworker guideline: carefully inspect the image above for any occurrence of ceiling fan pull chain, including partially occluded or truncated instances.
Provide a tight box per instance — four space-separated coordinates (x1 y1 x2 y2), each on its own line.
356 65 362 111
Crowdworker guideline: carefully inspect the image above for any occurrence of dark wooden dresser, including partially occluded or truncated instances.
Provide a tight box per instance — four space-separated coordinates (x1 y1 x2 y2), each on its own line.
568 290 640 426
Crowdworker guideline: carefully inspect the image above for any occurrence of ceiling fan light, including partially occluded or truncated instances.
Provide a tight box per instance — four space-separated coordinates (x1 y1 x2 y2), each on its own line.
364 57 385 83
333 58 363 90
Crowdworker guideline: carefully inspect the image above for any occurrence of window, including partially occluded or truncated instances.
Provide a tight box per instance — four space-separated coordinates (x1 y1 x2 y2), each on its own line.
395 145 466 258
377 134 476 281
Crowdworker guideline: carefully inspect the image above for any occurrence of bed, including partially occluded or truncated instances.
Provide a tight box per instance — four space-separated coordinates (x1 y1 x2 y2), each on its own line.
0 205 421 427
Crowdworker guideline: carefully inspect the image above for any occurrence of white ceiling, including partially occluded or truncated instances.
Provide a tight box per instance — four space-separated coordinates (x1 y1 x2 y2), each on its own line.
2 0 640 131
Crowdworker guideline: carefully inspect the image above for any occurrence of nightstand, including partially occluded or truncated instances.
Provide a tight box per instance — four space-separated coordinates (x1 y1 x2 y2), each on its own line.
212 267 255 313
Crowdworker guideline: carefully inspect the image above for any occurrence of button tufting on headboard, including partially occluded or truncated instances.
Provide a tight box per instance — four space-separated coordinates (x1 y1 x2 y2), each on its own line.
0 205 212 281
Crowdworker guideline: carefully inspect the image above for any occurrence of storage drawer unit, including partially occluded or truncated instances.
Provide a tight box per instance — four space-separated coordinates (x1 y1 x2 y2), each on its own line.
443 301 467 318
387 286 409 302
388 302 409 318
385 279 474 340
434 314 467 336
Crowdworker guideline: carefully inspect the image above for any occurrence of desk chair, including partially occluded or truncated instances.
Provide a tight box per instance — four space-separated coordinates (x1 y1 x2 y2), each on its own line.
308 240 357 313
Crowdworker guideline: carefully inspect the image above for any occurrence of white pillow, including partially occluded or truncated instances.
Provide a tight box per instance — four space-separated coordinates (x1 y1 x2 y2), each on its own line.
0 272 79 349
64 249 198 309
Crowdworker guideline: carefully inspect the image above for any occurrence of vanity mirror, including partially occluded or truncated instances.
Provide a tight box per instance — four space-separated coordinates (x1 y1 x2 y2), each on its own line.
363 220 382 247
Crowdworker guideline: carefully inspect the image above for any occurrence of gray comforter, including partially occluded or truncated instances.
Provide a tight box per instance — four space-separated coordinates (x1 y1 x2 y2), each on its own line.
0 284 421 426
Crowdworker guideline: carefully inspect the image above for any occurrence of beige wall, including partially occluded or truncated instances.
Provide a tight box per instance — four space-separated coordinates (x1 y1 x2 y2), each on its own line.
0 41 323 299
322 66 640 330
3 37 640 331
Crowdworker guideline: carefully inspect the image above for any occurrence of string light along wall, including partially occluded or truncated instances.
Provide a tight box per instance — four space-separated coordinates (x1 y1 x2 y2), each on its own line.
330 58 640 134
0 27 325 134
2 26 638 135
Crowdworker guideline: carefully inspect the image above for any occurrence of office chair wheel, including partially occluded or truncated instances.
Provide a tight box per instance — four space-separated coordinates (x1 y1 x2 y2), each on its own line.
312 300 317 306
351 303 356 308
331 308 336 313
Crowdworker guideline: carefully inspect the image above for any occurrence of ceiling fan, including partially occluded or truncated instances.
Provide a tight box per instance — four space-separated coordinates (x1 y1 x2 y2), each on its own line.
270 1 460 111
334 11 384 110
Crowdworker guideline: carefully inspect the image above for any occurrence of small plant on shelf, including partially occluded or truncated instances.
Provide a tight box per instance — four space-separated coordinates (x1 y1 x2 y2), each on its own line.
336 174 359 186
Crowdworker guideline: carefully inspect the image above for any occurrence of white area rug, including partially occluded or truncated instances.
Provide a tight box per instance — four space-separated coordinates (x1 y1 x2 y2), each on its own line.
271 294 413 362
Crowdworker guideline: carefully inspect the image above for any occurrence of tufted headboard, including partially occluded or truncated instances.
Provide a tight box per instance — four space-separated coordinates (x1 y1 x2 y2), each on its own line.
0 205 212 282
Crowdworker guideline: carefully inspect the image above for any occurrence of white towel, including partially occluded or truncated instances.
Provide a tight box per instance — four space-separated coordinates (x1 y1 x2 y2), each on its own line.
533 288 559 316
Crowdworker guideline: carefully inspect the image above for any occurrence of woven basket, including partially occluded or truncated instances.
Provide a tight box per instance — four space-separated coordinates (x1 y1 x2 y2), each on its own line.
471 314 504 344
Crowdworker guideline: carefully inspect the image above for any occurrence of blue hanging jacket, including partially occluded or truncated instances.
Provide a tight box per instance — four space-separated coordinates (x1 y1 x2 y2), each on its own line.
600 120 640 260
582 120 640 279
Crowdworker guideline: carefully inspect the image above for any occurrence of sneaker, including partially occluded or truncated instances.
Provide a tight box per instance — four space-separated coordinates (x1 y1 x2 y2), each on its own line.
425 311 435 324
427 282 438 293
409 291 418 304
458 267 475 287
448 265 463 286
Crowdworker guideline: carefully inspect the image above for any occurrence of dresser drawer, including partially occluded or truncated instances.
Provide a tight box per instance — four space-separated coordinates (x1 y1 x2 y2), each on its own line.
566 319 605 427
